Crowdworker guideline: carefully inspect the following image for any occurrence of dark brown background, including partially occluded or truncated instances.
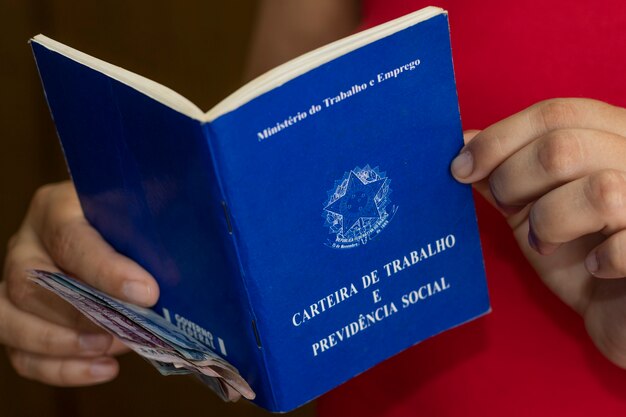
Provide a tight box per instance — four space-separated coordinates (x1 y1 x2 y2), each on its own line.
0 1 314 415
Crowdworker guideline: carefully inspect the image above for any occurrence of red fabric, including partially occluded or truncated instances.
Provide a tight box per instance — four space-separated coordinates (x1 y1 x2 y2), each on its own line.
318 1 626 416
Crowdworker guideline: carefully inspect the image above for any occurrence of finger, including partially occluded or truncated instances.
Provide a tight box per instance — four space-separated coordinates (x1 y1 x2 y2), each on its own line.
528 170 626 254
4 230 106 332
461 130 498 208
462 129 521 223
585 229 626 278
8 348 118 387
451 98 626 183
463 130 481 144
488 128 626 211
31 186 159 306
0 284 113 357
514 219 602 314
44 219 159 306
106 338 130 356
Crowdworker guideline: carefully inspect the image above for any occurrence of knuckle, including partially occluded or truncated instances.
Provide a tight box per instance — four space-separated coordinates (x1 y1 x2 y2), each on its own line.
9 321 29 350
45 327 80 358
535 98 579 131
57 362 73 386
37 325 57 353
91 248 125 294
2 252 18 283
30 184 55 213
86 253 115 295
6 233 19 252
2 246 17 283
92 255 111 287
90 252 125 296
474 130 505 161
536 130 583 177
605 237 626 275
47 220 80 269
5 268 35 308
586 170 626 216
9 350 30 378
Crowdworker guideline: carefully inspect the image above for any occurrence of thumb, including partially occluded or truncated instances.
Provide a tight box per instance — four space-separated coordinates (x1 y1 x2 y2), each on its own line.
463 129 481 145
459 129 497 209
460 130 528 224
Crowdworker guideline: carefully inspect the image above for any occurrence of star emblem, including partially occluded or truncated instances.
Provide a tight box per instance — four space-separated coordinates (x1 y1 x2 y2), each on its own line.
325 172 385 233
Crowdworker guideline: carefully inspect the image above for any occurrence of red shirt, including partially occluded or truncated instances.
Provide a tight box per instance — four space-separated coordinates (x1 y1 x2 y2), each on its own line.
318 1 626 416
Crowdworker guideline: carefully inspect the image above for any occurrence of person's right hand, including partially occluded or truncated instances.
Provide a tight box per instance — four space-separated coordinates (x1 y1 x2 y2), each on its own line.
1 180 160 386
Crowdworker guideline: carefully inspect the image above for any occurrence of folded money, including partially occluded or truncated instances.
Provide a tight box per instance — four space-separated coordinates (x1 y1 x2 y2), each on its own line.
28 269 255 402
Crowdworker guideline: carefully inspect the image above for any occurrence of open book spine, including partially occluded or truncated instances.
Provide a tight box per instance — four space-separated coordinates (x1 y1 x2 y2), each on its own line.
201 123 278 409
31 42 276 409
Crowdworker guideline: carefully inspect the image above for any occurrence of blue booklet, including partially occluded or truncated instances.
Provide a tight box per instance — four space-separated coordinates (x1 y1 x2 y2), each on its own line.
31 6 490 412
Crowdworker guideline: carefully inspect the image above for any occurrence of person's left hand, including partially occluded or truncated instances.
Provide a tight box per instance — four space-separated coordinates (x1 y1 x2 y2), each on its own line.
1 181 159 386
451 98 626 368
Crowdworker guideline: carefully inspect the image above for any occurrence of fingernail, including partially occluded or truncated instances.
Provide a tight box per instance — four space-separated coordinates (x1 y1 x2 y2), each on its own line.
488 180 523 215
90 358 116 378
585 251 599 274
79 334 111 352
451 150 473 179
528 228 539 252
527 227 559 255
122 281 151 304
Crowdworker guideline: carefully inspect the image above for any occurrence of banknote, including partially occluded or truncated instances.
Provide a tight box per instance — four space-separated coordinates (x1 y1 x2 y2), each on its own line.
49 272 215 359
28 269 255 402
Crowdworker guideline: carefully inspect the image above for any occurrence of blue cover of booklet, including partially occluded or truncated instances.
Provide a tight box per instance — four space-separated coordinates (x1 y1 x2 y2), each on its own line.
31 6 490 412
